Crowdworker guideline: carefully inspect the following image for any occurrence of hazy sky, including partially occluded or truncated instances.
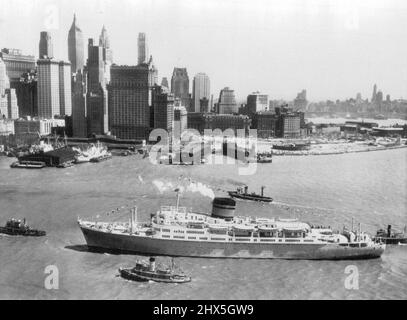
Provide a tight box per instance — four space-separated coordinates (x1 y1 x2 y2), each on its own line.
1 0 407 101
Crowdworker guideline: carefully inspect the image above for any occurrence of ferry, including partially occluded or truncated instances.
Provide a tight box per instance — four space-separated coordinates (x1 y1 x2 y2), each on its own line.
78 193 385 260
10 161 46 169
373 225 407 245
228 186 273 203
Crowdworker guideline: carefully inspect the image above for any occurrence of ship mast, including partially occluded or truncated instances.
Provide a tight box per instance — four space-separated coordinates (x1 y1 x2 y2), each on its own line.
175 188 180 211
130 206 137 234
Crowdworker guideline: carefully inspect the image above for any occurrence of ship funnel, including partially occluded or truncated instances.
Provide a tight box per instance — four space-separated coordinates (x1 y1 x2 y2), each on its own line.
149 257 156 272
387 225 391 237
212 197 236 221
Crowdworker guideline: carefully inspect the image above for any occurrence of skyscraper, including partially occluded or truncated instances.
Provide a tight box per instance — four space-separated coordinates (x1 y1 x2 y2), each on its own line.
293 89 308 110
37 58 60 118
108 65 150 139
0 49 36 117
371 84 377 104
171 68 190 110
99 25 110 50
217 87 237 114
68 14 84 73
0 58 9 94
0 58 18 119
86 38 108 135
138 33 149 65
99 25 113 83
152 85 174 136
161 77 169 89
376 90 383 112
173 104 187 140
147 55 158 87
247 91 268 114
59 61 72 116
192 73 210 113
39 31 53 59
72 70 87 137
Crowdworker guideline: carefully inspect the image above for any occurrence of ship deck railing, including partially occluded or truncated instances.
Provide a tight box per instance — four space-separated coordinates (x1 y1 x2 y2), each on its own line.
152 230 344 243
160 206 188 214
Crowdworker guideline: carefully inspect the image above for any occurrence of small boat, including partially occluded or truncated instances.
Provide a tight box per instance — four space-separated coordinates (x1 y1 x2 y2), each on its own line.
257 153 272 163
57 161 75 168
228 185 273 203
373 225 407 245
90 153 113 162
118 257 191 283
272 142 310 151
0 218 46 236
10 161 46 169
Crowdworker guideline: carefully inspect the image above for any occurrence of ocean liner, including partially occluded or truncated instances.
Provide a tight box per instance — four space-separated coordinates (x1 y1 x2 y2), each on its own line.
78 194 385 260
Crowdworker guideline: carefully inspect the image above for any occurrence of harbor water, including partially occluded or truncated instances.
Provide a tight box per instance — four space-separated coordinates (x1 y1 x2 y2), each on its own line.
0 148 406 299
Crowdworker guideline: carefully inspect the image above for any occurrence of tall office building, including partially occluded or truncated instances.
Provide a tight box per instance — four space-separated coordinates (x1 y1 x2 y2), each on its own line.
0 48 36 116
247 91 268 114
217 87 238 114
86 39 108 135
37 59 60 118
161 77 169 89
68 14 84 73
0 58 18 119
39 31 53 59
376 90 383 112
99 25 113 84
192 73 210 113
0 58 9 94
147 55 158 87
171 68 190 110
152 85 174 135
138 33 149 65
72 70 87 137
59 61 72 116
37 58 71 118
108 65 149 139
173 104 187 139
294 89 308 110
371 84 377 104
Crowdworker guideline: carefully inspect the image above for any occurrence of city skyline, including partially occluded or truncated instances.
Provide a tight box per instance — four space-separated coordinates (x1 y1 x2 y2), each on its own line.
1 0 407 102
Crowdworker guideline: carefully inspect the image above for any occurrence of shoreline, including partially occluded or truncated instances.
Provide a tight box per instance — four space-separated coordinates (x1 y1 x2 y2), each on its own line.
270 144 407 156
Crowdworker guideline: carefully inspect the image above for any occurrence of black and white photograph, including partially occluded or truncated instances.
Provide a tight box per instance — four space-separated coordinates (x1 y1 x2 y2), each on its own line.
0 0 406 304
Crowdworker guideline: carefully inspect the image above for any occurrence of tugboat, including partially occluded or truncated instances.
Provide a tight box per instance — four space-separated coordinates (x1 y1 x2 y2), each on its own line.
373 225 407 245
118 257 191 283
90 152 113 163
257 153 273 163
0 218 46 236
228 185 273 203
